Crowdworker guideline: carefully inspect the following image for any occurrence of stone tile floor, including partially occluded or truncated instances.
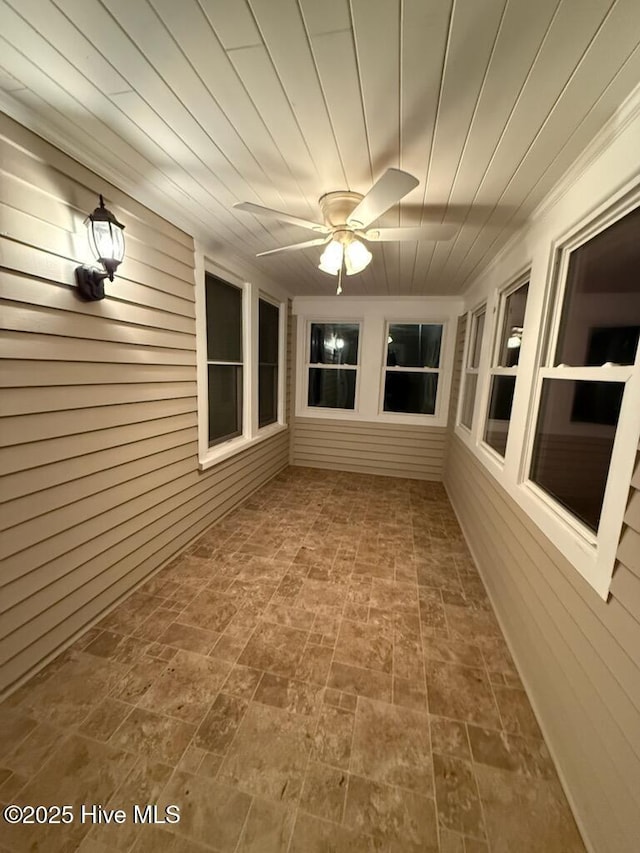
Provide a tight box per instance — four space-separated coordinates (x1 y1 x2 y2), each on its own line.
0 467 585 853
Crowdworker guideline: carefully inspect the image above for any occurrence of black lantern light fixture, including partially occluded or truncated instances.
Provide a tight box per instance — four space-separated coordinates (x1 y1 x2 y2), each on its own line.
75 195 126 301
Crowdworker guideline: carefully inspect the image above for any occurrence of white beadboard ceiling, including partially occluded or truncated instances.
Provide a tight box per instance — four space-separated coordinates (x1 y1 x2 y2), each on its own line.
0 0 639 296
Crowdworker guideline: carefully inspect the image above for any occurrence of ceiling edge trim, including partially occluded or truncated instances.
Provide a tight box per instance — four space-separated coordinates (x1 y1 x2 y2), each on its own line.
531 82 640 223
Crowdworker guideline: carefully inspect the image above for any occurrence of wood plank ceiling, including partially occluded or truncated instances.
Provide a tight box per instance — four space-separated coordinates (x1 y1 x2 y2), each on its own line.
0 0 639 296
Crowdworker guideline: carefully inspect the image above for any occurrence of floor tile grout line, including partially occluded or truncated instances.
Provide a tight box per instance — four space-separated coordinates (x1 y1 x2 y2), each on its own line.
284 490 359 853
464 720 491 851
0 470 576 853
415 526 444 853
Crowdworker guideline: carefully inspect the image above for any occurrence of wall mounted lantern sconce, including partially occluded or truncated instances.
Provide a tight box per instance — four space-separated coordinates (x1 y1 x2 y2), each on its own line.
75 195 126 301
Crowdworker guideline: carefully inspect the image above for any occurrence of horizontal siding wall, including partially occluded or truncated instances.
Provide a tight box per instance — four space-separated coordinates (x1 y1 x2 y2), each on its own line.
445 436 640 853
0 115 288 696
291 417 446 480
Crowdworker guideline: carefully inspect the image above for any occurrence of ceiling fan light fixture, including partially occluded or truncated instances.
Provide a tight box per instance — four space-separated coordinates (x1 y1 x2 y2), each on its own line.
344 239 372 275
318 239 344 275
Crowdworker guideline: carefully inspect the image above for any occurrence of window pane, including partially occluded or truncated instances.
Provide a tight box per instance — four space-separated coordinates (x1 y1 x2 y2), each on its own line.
484 375 516 457
308 368 356 409
259 365 277 427
384 372 438 415
259 299 279 364
387 324 442 368
208 364 242 446
470 313 485 368
259 299 279 428
498 283 529 367
530 379 624 532
309 323 359 365
555 205 640 367
205 274 242 362
460 373 477 429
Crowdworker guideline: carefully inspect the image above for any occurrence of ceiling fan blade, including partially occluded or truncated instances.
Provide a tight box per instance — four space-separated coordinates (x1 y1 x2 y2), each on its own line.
256 236 330 257
233 201 327 233
347 169 419 229
364 224 457 242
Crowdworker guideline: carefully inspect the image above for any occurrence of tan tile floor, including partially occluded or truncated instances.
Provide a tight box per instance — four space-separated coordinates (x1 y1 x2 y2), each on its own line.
0 467 586 853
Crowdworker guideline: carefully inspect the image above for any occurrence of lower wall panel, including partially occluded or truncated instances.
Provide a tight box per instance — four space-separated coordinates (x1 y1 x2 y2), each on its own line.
291 417 446 480
1 430 289 695
445 435 640 853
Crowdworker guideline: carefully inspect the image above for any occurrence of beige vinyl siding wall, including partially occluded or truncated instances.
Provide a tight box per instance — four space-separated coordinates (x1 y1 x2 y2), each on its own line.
0 115 288 697
614 451 640 593
445 434 640 852
291 417 446 480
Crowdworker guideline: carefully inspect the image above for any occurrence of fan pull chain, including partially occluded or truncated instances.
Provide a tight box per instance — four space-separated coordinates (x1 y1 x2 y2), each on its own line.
336 260 343 295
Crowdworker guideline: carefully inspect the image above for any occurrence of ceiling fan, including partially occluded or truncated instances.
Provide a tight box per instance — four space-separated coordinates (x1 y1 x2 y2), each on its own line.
233 168 456 293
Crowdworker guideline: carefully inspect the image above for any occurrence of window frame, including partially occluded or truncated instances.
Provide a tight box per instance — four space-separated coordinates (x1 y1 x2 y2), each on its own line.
454 189 640 599
204 273 245 448
257 292 282 430
518 197 640 592
196 255 287 470
293 298 464 425
378 319 446 421
457 304 487 432
301 317 362 417
479 274 530 463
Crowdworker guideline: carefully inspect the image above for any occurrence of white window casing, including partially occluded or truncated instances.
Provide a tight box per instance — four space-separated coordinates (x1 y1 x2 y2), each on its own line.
456 184 640 600
379 322 445 419
195 250 287 470
457 304 487 434
479 275 531 464
293 297 463 427
304 319 362 415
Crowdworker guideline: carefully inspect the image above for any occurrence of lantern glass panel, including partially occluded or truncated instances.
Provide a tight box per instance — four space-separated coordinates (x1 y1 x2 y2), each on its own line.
88 219 125 264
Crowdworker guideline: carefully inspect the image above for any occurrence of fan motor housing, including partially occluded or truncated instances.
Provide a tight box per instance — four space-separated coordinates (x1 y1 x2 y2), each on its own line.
319 191 364 229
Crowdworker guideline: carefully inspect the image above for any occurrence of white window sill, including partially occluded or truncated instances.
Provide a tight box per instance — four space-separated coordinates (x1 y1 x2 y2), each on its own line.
297 407 362 421
375 410 447 428
297 408 447 427
198 422 287 471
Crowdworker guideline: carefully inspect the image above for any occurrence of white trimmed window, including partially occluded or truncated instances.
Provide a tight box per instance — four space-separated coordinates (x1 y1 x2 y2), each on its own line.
482 279 529 458
197 264 287 469
205 273 244 447
306 321 360 411
459 306 486 429
525 203 640 550
382 323 443 416
258 296 280 428
294 298 461 425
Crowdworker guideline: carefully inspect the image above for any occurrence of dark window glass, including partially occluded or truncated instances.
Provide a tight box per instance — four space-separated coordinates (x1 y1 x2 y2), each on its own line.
461 373 477 429
259 299 279 427
384 372 438 415
555 206 640 367
470 313 485 368
484 376 517 457
309 323 359 365
259 365 277 427
259 299 279 364
205 274 242 362
208 365 242 445
387 324 442 368
498 284 529 367
530 379 624 532
308 368 356 409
